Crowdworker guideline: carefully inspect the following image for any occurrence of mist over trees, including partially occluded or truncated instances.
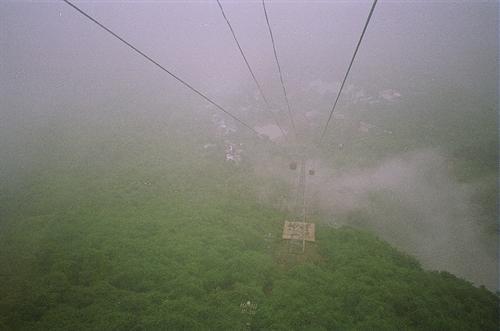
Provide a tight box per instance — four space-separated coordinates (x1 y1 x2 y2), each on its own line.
0 0 498 330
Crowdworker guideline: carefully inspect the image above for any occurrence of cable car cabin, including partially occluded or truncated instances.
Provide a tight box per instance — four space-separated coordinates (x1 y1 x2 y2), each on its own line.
309 169 315 175
289 162 297 170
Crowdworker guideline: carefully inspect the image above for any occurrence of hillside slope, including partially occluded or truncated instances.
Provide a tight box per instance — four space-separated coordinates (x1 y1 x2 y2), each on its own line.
0 119 497 330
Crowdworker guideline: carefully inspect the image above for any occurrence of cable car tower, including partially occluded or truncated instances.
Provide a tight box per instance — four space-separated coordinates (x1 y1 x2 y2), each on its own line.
284 144 316 253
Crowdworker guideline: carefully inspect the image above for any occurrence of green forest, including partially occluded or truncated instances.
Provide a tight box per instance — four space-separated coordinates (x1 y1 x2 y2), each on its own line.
0 110 497 330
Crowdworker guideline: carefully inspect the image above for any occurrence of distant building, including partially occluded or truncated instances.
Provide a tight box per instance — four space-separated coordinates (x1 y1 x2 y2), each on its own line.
254 124 285 141
380 89 402 101
225 142 242 164
359 121 375 133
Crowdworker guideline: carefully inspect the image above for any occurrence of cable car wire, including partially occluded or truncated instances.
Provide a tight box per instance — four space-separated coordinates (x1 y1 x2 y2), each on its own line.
62 0 260 136
216 0 288 139
318 0 378 144
262 0 297 137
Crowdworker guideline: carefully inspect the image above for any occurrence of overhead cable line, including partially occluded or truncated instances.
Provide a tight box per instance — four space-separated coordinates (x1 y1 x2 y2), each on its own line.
216 0 288 139
318 0 378 144
62 0 260 136
262 0 297 137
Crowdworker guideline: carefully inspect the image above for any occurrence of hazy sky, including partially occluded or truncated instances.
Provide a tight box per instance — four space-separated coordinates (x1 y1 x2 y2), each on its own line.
1 0 497 129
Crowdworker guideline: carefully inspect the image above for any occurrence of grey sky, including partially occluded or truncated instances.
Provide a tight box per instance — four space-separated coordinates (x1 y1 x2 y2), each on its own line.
1 0 497 127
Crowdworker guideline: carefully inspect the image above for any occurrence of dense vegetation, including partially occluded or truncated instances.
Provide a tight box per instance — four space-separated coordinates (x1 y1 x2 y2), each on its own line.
0 114 497 330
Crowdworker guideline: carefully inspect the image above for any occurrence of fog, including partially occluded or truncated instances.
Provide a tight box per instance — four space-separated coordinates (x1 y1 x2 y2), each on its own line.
1 0 498 295
307 149 497 289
